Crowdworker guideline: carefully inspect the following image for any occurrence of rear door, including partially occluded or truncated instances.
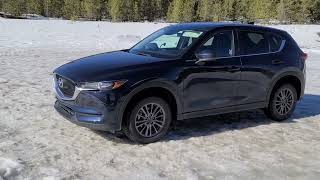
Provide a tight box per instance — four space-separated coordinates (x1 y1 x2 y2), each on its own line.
236 29 286 105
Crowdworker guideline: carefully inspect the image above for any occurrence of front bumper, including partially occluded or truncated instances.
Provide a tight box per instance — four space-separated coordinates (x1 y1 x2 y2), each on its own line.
54 90 123 132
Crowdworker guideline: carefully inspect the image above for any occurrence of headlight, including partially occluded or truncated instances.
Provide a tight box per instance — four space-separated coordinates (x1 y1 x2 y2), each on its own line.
79 80 127 90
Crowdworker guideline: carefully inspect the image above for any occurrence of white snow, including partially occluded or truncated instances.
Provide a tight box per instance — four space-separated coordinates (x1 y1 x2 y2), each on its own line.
271 24 320 53
0 19 320 179
0 157 23 179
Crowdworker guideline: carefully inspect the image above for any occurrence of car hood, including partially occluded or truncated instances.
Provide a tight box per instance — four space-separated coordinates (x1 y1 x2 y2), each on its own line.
54 51 166 82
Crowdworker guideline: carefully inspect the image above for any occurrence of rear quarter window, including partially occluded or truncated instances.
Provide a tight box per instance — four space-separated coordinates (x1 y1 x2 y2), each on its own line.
269 34 284 52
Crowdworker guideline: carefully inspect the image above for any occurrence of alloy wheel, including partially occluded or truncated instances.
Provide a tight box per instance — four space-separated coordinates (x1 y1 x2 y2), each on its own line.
275 88 294 115
134 103 166 138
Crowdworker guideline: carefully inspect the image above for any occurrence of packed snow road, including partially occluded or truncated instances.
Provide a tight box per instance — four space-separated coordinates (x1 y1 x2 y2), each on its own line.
0 19 320 180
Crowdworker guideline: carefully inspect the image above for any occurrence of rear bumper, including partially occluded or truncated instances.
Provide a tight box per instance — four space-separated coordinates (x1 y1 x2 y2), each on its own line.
54 90 124 132
300 65 306 100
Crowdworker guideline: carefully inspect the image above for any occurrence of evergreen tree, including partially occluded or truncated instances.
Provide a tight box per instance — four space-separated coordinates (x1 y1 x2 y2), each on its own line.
223 0 238 20
2 0 26 16
43 0 64 17
167 0 183 22
197 0 212 21
123 0 135 21
108 0 124 21
182 0 196 22
310 0 320 22
248 0 273 21
303 0 320 22
158 0 171 20
63 0 84 20
167 0 196 22
133 0 140 21
0 0 3 11
26 0 44 15
278 0 288 22
278 0 303 22
139 0 162 21
83 0 107 20
0 0 319 23
287 0 304 22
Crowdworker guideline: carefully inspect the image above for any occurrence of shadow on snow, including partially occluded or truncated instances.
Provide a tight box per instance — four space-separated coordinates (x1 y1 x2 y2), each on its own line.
94 94 320 144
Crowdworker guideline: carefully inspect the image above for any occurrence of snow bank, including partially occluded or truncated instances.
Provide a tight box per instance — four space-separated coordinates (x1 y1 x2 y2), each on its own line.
0 19 168 52
0 157 23 179
0 19 318 58
21 14 49 20
270 24 320 52
0 19 318 53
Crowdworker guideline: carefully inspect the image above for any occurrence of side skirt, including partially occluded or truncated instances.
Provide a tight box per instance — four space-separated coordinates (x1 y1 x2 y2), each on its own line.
179 101 267 120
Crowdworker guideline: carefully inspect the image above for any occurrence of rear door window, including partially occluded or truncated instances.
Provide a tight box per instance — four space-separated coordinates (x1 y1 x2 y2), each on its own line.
238 31 269 55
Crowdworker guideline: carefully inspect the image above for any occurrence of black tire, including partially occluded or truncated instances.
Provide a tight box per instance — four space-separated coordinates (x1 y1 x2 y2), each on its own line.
123 97 172 144
264 84 297 121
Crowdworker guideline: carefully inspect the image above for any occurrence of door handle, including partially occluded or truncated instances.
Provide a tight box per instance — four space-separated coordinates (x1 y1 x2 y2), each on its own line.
185 59 198 63
227 66 240 72
272 60 284 65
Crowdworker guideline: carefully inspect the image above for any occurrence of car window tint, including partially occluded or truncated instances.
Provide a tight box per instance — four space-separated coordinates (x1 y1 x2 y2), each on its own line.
198 31 233 58
239 31 269 55
269 34 283 52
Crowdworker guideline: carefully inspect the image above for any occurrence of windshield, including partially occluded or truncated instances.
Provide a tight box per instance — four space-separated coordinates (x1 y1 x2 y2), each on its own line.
129 28 204 58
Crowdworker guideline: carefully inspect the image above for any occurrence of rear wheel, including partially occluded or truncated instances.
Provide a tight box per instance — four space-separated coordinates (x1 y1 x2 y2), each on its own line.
123 97 172 144
264 84 297 121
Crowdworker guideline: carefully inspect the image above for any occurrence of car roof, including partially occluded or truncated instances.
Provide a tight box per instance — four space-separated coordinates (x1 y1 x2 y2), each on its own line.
168 22 286 34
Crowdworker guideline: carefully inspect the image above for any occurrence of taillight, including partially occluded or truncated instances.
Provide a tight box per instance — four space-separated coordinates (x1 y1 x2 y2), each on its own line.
301 52 308 61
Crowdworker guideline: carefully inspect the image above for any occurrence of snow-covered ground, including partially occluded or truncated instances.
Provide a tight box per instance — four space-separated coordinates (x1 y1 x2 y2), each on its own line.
0 19 320 179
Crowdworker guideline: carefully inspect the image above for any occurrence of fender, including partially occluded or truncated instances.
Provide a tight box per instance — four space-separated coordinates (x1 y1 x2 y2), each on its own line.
266 67 305 103
115 78 184 130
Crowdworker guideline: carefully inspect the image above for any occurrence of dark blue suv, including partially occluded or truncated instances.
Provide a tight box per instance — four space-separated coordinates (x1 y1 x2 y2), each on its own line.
54 23 307 143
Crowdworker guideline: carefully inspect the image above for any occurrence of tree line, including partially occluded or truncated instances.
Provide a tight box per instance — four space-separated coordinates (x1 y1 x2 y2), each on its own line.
0 0 319 23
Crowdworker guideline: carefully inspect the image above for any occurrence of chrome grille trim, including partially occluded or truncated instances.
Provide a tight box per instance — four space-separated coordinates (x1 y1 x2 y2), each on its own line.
53 74 82 101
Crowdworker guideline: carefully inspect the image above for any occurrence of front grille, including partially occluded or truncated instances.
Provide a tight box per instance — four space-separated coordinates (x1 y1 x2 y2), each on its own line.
56 74 75 98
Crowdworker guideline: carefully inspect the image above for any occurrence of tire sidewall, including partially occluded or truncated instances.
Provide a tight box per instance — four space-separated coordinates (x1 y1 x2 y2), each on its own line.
126 97 172 143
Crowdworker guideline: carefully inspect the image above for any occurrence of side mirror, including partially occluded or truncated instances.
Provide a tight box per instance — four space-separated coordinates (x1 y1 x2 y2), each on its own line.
195 50 216 65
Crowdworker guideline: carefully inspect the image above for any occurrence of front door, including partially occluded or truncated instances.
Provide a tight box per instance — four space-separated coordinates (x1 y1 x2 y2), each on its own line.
182 30 241 113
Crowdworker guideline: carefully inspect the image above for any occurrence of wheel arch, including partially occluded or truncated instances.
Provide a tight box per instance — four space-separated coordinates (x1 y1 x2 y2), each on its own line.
117 80 183 130
267 71 304 103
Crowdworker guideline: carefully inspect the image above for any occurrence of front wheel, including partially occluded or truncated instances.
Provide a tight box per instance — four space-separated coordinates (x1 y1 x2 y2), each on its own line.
123 97 172 144
264 84 297 121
